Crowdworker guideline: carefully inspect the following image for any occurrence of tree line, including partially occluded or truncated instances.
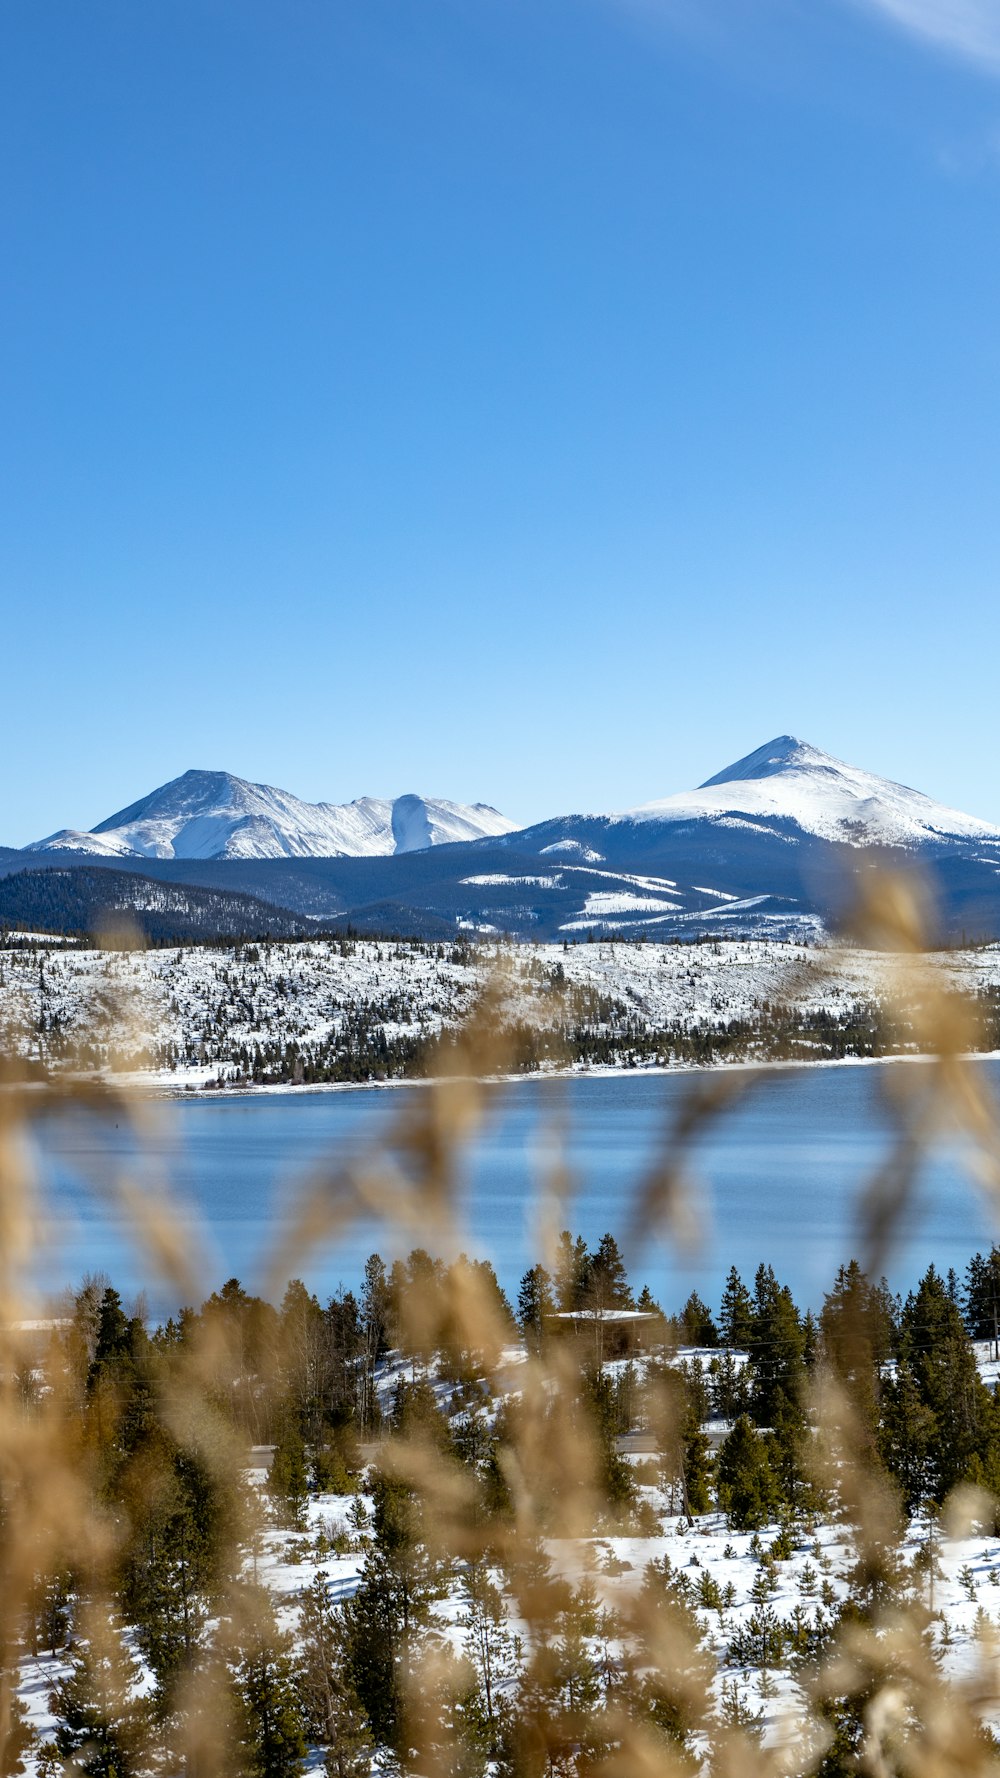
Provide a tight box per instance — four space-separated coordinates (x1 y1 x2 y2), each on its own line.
8 1235 1000 1776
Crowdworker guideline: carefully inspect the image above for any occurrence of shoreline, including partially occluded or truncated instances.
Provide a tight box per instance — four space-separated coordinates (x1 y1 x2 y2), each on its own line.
84 1043 1000 1103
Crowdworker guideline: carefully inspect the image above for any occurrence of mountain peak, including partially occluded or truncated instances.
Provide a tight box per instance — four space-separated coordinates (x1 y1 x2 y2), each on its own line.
626 736 1000 850
700 736 825 788
30 772 518 861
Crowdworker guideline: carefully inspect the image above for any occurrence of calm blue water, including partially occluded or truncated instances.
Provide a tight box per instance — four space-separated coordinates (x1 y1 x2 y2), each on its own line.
28 1062 1000 1317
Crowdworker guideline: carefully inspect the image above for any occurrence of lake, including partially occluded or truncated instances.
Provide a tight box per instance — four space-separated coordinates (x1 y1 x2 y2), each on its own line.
26 1060 1000 1317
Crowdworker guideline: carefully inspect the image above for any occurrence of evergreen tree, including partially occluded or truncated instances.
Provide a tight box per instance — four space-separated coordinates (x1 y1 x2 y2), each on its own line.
359 1253 390 1433
268 1415 309 1530
678 1291 718 1348
233 1589 307 1778
716 1416 780 1530
629 1557 712 1758
582 1369 636 1521
122 1441 232 1702
460 1563 521 1755
819 1261 895 1442
767 1391 809 1507
708 1351 751 1422
718 1267 754 1349
554 1232 590 1312
878 1363 938 1514
342 1472 439 1749
681 1398 713 1517
390 1374 453 1453
582 1234 633 1313
49 1608 149 1778
0 1671 33 1777
964 1247 1000 1349
279 1279 325 1446
748 1265 805 1427
516 1265 555 1353
884 1265 994 1504
296 1573 372 1778
200 1279 280 1443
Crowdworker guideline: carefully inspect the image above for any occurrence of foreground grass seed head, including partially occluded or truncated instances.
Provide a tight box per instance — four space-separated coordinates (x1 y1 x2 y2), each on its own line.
4 868 1000 1776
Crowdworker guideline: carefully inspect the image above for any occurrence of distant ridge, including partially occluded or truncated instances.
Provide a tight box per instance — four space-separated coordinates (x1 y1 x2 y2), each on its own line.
0 866 311 944
9 737 1000 943
28 769 518 862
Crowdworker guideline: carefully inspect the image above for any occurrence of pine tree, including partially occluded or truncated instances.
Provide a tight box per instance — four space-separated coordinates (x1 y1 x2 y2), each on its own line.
461 1563 521 1753
0 1668 33 1777
681 1398 713 1517
582 1234 633 1313
886 1265 993 1503
718 1267 754 1349
49 1607 149 1778
359 1253 390 1433
554 1232 590 1311
678 1291 718 1347
268 1416 309 1530
341 1472 439 1750
123 1443 228 1701
296 1573 372 1778
709 1351 751 1422
716 1416 779 1530
878 1362 938 1513
278 1279 325 1445
233 1589 307 1778
964 1247 1000 1350
748 1265 804 1427
819 1261 897 1459
629 1557 712 1756
517 1265 555 1353
583 1369 636 1520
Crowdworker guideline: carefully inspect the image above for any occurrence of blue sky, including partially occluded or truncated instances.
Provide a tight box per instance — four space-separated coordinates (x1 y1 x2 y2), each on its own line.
2 0 999 843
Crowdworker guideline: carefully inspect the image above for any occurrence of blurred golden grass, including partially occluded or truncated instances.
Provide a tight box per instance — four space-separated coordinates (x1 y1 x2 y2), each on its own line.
4 867 1000 1775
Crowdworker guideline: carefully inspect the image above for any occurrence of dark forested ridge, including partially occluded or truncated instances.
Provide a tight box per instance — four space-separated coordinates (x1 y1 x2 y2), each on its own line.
9 825 1000 944
0 866 312 943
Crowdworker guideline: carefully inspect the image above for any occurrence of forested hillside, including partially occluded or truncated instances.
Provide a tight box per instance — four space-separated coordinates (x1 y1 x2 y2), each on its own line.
5 929 1000 1086
0 866 310 943
12 1235 1000 1774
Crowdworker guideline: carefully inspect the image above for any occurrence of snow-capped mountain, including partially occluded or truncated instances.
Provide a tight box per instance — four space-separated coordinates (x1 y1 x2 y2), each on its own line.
494 734 1000 866
29 770 518 861
622 736 1000 850
12 738 1000 943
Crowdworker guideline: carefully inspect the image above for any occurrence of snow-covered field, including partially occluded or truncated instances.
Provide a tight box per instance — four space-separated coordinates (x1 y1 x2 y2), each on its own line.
3 933 1000 1088
18 1343 1000 1769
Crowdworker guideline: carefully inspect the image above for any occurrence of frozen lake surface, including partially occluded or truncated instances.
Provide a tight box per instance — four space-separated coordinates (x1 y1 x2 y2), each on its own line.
28 1061 1000 1314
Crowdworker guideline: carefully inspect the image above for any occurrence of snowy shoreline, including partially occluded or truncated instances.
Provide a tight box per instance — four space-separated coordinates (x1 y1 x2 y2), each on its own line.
83 1042 1000 1104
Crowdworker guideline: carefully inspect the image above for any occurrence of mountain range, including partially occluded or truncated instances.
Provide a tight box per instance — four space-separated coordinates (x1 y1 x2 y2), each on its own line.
5 737 1000 943
28 772 517 860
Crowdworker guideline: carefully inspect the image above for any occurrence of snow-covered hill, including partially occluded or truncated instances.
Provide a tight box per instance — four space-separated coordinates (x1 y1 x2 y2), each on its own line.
623 735 1000 850
5 928 1000 1089
28 770 518 862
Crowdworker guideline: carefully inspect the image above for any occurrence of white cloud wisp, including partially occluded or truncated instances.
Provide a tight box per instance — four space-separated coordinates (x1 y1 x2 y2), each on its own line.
856 0 1000 70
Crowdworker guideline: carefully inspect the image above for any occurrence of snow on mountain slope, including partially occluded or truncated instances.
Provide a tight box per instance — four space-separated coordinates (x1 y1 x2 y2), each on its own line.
622 736 1000 850
389 792 516 852
29 771 518 862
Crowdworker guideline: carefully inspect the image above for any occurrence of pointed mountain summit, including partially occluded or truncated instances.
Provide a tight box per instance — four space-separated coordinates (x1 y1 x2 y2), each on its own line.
623 735 1000 849
29 769 517 861
700 735 828 786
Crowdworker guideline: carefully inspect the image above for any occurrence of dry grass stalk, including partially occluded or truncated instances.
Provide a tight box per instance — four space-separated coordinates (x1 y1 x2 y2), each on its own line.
1 867 1000 1775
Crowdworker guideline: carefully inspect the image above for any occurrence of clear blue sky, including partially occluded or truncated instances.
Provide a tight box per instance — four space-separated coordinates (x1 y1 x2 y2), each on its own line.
3 0 999 844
